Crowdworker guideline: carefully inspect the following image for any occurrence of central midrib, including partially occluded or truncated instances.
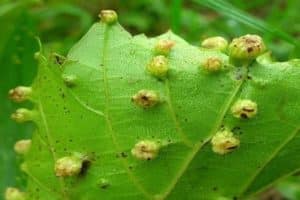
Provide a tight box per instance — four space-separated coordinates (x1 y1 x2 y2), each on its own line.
100 23 153 199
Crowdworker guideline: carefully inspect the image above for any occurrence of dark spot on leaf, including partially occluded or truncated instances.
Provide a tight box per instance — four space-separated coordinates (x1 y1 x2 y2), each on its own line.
240 113 248 119
79 160 91 176
120 152 127 158
100 183 110 190
242 108 254 112
226 145 238 150
247 47 253 53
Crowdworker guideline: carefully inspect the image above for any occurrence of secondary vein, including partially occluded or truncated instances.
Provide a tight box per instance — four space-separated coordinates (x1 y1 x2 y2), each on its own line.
239 125 300 196
159 70 246 199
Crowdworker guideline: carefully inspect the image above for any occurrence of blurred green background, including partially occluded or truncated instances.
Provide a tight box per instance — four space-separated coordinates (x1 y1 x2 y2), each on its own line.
0 0 299 199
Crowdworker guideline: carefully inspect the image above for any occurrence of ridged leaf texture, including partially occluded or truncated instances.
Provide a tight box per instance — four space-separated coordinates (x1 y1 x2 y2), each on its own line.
14 15 300 200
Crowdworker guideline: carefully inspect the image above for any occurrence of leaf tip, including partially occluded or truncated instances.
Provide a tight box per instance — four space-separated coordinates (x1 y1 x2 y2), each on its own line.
99 10 118 25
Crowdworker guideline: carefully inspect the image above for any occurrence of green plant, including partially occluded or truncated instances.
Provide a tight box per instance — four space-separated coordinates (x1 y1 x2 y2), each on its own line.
5 9 300 200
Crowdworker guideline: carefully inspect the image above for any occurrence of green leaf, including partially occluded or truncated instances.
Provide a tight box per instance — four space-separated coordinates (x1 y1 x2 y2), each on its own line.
14 16 300 200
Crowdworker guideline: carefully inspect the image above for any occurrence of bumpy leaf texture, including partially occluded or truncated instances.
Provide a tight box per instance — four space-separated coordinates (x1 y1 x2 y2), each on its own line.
12 12 300 200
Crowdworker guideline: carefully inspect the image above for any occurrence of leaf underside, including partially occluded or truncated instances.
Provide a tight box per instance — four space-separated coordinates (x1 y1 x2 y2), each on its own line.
19 20 300 200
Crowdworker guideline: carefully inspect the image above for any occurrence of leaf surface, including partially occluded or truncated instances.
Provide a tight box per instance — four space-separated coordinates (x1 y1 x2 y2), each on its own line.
18 19 300 200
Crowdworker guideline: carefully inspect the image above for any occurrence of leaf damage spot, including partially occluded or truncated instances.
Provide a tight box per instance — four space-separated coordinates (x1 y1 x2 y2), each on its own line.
11 108 35 123
147 55 169 78
98 178 110 190
54 153 90 177
200 57 224 72
201 36 228 52
154 39 175 56
99 10 118 24
131 89 160 108
231 99 257 119
211 129 240 155
228 34 266 60
5 187 26 200
8 86 32 103
14 139 31 155
131 140 160 160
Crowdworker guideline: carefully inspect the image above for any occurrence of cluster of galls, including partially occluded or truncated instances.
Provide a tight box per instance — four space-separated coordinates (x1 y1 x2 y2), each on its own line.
6 9 265 199
200 34 266 72
130 37 176 160
6 86 34 199
211 99 257 155
200 34 263 154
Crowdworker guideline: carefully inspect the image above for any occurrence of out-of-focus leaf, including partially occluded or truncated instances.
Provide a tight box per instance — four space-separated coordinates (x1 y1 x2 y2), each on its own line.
193 0 300 49
0 4 38 197
33 2 93 53
276 176 300 200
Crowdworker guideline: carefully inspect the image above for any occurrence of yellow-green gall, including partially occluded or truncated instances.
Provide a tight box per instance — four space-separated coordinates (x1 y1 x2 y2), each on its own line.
14 139 31 155
62 74 77 87
201 57 223 72
20 162 28 172
154 39 175 55
211 129 240 155
5 187 26 200
99 10 118 24
131 140 160 160
131 89 159 108
147 55 169 78
8 86 32 103
11 108 34 123
228 34 266 60
98 178 110 189
201 36 228 52
54 155 83 177
231 99 257 119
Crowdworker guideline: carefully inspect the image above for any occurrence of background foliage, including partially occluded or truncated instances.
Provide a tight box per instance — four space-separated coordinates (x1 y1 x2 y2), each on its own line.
0 0 299 199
